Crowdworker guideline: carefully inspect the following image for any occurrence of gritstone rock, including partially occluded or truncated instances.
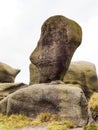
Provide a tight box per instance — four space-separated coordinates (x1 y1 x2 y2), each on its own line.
0 62 20 83
0 83 88 126
30 15 82 83
63 61 98 99
0 83 28 100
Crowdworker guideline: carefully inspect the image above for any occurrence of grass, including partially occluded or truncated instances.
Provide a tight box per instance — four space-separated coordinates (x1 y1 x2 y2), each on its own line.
83 124 98 130
47 120 75 130
88 92 98 110
48 123 67 130
83 93 98 130
0 112 75 130
88 92 98 120
0 114 34 130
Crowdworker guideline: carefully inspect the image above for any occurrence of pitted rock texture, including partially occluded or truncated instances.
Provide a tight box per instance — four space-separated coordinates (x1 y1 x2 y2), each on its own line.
30 15 82 83
0 83 88 126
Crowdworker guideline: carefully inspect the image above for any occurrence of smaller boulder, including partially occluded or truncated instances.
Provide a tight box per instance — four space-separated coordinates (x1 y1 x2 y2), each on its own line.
63 61 98 99
0 62 20 83
0 83 28 100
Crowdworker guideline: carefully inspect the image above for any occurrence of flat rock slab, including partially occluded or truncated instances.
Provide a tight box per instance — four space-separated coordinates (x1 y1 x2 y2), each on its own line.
0 82 28 100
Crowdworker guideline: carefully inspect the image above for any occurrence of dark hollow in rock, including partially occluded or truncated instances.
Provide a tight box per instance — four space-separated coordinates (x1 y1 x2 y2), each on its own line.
31 99 59 116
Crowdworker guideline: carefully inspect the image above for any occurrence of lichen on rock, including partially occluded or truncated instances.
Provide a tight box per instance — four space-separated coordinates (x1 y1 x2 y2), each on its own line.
30 15 82 83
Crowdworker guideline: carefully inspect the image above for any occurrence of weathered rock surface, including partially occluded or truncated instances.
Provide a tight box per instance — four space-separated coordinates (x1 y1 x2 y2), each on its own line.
0 83 28 100
29 61 98 98
30 15 82 83
29 63 39 85
0 83 88 126
0 62 20 83
63 61 98 99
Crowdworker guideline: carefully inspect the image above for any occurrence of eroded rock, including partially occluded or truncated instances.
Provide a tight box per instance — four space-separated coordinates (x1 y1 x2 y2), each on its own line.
63 61 98 99
0 83 88 126
29 63 39 85
0 83 28 100
30 15 82 83
0 62 20 83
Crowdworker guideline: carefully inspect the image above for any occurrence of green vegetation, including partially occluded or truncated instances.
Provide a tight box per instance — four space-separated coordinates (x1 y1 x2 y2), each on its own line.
36 112 59 122
0 112 75 130
83 124 98 130
88 92 98 110
88 92 98 120
47 120 75 130
48 123 67 130
0 114 34 130
83 93 98 130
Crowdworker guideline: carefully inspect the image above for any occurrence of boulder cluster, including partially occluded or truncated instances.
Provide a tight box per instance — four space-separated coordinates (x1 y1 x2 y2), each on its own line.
0 15 98 127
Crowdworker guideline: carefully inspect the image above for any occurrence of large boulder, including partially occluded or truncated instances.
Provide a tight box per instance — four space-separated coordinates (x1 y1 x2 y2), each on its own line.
63 61 98 99
0 62 20 83
0 83 88 126
30 15 82 83
0 83 28 100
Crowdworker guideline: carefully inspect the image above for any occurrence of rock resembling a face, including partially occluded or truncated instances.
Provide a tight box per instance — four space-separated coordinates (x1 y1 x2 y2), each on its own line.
30 15 82 83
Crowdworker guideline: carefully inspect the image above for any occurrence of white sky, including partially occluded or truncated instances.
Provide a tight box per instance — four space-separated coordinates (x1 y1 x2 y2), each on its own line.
0 0 98 84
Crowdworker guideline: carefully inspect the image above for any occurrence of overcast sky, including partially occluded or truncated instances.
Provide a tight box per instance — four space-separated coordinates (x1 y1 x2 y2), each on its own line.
0 0 98 84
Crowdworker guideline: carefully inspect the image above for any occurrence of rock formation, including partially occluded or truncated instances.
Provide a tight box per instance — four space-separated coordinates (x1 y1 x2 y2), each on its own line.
0 62 20 83
29 63 39 85
0 16 90 126
0 62 27 100
63 61 98 99
30 15 82 83
0 83 28 100
0 83 88 126
29 61 98 99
